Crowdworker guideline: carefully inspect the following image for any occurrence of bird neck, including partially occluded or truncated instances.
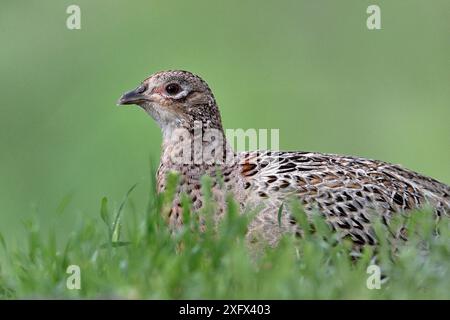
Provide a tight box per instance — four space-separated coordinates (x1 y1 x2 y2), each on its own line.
160 121 236 170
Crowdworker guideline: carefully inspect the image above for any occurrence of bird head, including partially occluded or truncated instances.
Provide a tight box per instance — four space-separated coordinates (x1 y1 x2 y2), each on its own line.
118 70 223 134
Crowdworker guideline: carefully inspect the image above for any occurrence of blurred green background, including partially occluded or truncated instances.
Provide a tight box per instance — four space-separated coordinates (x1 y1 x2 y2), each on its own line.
1 0 449 245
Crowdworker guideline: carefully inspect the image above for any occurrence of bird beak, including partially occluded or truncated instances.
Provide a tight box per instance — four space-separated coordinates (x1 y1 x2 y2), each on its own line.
117 88 147 106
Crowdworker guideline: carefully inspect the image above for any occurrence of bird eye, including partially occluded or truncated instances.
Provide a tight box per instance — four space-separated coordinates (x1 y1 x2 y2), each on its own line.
165 83 182 96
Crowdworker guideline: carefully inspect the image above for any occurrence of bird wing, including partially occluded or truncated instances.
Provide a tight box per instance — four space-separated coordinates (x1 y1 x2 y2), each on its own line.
238 151 450 245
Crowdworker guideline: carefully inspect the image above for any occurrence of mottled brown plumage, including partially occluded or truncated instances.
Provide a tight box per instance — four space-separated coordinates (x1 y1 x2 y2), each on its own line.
118 70 450 247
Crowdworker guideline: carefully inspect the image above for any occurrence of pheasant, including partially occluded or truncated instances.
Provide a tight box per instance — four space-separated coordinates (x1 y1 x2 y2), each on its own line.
118 70 450 247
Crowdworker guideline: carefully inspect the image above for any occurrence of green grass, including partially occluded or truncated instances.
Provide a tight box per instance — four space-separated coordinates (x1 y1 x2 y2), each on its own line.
0 173 449 299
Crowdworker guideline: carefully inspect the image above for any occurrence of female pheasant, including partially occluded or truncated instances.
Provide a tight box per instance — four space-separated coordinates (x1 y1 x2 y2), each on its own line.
118 70 450 247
